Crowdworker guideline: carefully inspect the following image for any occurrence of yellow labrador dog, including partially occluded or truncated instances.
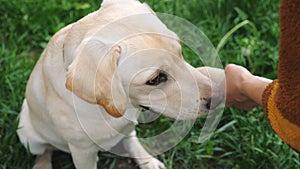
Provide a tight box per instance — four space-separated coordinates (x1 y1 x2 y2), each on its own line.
17 0 222 168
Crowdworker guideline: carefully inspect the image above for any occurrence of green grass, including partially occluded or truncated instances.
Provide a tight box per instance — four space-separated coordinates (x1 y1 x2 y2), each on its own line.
1 0 299 168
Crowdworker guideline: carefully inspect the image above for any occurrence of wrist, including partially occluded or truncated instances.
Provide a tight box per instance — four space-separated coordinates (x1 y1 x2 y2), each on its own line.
239 72 253 96
240 73 271 105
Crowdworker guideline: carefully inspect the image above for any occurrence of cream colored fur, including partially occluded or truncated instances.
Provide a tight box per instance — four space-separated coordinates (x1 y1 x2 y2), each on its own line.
17 0 221 168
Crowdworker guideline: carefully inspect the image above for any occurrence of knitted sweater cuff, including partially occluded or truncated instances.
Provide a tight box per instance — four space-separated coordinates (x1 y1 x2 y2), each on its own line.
262 80 300 153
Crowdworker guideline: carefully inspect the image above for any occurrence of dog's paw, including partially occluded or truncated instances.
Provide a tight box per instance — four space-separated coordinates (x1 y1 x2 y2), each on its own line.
139 158 166 169
33 150 53 169
33 162 52 169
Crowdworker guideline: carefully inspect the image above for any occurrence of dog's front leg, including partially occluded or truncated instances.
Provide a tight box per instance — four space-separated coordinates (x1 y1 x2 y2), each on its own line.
68 144 98 169
123 130 166 169
33 149 53 169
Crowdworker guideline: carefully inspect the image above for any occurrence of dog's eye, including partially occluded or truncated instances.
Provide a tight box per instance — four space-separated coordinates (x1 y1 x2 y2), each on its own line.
146 72 168 86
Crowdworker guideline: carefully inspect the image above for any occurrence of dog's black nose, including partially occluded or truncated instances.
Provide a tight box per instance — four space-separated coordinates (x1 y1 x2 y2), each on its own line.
206 94 224 110
205 98 212 110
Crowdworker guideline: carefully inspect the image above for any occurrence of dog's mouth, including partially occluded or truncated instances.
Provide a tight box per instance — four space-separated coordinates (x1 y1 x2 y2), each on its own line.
139 105 150 111
139 105 178 121
139 105 157 113
139 105 163 115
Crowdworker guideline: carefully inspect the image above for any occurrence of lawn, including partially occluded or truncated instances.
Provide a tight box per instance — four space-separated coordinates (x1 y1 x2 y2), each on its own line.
1 0 299 168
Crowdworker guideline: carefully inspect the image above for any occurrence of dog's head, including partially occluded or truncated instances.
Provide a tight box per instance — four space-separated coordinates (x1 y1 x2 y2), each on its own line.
65 0 223 120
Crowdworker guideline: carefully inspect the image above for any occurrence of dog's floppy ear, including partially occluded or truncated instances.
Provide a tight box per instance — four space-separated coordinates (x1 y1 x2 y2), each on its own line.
65 39 126 118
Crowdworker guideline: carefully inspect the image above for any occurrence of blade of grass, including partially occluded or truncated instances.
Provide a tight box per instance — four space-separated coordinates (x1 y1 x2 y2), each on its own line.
215 20 258 71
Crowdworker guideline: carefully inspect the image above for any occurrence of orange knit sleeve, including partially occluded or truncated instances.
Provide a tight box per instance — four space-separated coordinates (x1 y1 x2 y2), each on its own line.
261 0 300 153
262 80 300 153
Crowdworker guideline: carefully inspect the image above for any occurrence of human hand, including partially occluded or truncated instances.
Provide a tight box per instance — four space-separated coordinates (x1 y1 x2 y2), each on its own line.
224 64 259 110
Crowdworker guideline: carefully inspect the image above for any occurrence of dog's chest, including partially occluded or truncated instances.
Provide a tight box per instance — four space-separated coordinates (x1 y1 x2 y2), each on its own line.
66 104 138 151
